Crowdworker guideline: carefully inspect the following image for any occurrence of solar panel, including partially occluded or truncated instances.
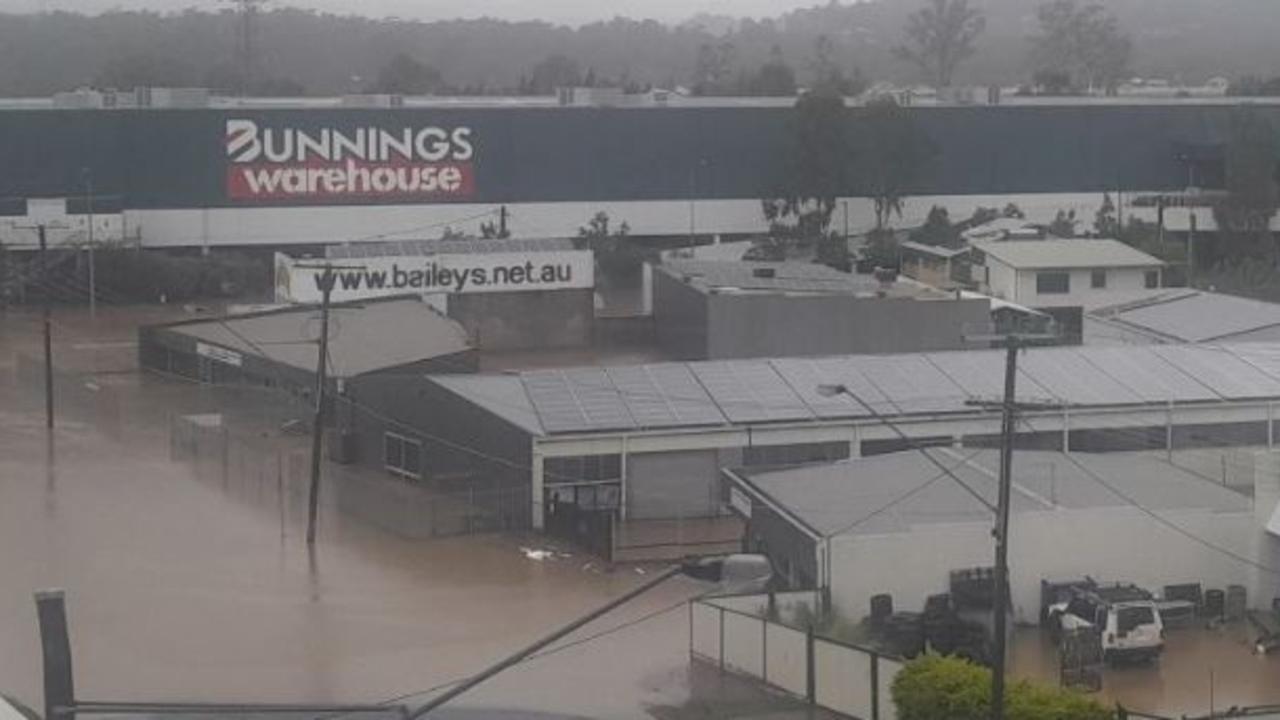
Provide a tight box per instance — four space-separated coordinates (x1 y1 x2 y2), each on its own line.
1018 348 1144 406
770 356 891 418
1221 344 1280 385
1076 346 1216 403
690 360 812 423
1150 345 1280 399
925 349 1056 406
850 354 969 414
607 364 726 429
522 368 636 433
522 371 590 433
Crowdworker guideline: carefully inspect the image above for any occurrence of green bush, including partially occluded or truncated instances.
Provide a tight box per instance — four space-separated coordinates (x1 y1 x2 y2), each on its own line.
892 654 1113 720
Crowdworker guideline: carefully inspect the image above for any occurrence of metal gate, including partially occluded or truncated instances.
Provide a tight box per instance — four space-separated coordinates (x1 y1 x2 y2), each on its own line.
544 496 615 561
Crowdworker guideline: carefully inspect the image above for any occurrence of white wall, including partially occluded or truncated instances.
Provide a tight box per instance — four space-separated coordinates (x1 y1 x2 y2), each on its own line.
1012 266 1159 308
828 506 1265 625
67 190 1153 249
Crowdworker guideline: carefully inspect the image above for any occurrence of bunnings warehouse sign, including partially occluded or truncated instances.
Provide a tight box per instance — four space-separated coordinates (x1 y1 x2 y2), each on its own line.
226 119 475 202
274 250 595 303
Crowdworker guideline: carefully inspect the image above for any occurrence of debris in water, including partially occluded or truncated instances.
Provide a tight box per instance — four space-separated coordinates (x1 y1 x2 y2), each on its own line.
520 547 555 561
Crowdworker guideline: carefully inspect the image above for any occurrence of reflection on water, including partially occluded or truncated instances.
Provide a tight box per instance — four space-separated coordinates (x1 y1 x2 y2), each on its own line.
1010 624 1280 716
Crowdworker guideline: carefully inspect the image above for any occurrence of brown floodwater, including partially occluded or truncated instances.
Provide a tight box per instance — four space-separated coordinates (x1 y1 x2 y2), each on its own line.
2 305 1278 719
0 306 821 719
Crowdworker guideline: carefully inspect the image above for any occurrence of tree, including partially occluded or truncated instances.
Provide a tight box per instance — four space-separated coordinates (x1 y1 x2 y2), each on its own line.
527 54 581 94
760 89 852 264
1093 193 1119 237
693 40 737 95
371 52 445 95
1030 0 1133 94
1230 76 1280 97
808 35 865 97
856 96 937 231
1213 106 1280 262
745 45 797 97
1048 209 1078 238
892 0 985 89
95 52 193 90
577 212 642 277
910 205 960 247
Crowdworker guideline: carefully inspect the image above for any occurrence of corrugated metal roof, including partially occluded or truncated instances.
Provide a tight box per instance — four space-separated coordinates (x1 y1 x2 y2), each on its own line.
738 450 1252 537
428 342 1280 437
158 296 471 378
977 239 1163 270
326 237 576 259
1095 290 1280 343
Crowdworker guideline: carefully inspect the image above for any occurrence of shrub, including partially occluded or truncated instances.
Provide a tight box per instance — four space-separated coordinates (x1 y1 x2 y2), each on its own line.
892 654 1113 720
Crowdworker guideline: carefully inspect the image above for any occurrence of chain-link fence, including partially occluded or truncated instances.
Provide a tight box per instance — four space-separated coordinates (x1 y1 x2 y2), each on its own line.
169 412 530 539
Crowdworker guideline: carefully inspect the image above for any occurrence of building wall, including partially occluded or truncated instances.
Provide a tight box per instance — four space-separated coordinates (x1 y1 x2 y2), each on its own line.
138 325 315 391
447 288 593 351
1011 266 1160 308
653 268 711 360
703 294 989 359
743 504 820 590
342 373 534 527
827 506 1264 625
626 449 721 520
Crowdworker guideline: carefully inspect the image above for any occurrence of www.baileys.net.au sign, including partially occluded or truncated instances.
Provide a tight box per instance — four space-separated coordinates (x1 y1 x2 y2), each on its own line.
273 249 595 303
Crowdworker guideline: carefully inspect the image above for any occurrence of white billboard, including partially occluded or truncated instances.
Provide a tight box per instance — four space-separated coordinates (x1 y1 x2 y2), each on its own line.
274 249 594 303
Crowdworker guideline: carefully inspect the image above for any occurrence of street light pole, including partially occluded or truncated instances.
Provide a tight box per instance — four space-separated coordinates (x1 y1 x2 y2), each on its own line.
83 168 95 318
40 223 54 430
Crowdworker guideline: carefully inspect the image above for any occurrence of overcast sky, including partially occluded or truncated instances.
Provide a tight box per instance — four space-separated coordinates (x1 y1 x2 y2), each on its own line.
0 0 823 25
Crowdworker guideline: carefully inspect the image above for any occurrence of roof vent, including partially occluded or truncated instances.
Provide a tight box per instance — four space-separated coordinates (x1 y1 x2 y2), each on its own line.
752 267 777 279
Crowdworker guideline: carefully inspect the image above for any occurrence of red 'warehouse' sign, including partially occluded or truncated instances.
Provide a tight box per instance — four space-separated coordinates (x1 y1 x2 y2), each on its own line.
224 119 475 201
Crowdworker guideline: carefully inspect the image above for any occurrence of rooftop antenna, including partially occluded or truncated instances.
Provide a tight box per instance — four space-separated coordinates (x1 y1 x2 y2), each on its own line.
222 0 270 97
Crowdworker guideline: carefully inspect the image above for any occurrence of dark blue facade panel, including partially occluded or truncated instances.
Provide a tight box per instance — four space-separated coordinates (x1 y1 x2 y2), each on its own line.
0 104 1259 210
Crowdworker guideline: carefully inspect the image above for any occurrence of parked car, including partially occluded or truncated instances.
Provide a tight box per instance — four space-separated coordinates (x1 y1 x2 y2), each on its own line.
1047 583 1164 664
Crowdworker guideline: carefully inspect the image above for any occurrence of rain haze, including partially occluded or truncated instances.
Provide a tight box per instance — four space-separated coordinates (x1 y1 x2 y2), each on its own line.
0 0 819 25
2 0 1280 719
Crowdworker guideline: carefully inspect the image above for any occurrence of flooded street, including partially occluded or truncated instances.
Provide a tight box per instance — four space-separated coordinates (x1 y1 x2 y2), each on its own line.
3 306 1279 719
0 307 813 719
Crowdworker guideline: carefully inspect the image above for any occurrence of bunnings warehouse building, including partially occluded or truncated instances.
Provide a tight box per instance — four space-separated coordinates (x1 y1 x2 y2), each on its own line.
0 94 1275 248
340 341 1280 533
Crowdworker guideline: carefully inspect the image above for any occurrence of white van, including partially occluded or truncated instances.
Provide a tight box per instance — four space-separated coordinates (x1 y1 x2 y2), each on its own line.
1049 584 1164 664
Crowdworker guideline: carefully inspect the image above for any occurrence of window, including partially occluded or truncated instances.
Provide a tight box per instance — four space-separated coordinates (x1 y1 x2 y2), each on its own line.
384 432 423 480
1144 270 1160 289
1036 271 1070 294
743 441 850 467
1090 269 1107 289
545 454 622 484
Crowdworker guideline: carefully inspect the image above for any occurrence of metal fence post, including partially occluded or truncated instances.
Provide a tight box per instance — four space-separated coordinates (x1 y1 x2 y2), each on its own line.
761 616 768 684
870 651 881 720
806 624 816 705
719 606 725 672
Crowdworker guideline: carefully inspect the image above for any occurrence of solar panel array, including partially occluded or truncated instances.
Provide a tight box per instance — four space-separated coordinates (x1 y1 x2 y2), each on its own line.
515 343 1280 435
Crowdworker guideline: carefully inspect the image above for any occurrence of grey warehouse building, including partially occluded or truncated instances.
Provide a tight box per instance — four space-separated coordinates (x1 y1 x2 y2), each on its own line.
139 295 477 397
651 260 991 360
341 341 1280 538
723 450 1277 623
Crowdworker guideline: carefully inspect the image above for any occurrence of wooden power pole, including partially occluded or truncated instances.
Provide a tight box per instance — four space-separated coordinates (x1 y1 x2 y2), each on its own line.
304 267 335 545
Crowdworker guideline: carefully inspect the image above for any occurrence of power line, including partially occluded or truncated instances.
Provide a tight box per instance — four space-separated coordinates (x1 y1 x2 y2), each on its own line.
1012 415 1280 579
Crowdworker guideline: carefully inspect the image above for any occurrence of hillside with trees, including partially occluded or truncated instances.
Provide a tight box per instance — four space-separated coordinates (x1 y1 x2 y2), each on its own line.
1 0 1280 97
